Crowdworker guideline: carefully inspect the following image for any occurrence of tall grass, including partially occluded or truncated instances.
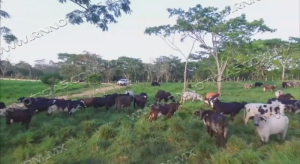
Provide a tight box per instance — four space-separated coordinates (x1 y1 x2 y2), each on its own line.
0 80 103 104
0 81 299 164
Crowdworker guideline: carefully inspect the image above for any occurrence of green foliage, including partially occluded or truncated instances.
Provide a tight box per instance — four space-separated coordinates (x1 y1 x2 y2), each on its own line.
0 1 18 43
58 0 132 31
86 74 101 85
1 82 300 163
40 73 63 86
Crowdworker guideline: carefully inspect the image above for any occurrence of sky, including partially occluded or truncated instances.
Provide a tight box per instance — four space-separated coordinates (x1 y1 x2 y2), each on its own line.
0 0 299 65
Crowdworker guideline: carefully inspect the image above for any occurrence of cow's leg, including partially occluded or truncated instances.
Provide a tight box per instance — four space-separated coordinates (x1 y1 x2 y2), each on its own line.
105 105 109 111
24 118 31 129
282 129 288 140
264 136 269 143
230 113 235 122
277 133 282 140
244 116 249 125
206 126 210 134
6 118 12 125
210 129 214 137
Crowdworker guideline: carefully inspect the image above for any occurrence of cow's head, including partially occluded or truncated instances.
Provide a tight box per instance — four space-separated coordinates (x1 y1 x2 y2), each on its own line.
23 98 32 106
208 97 219 107
199 109 211 125
254 113 267 126
80 100 87 108
197 95 204 101
18 97 25 103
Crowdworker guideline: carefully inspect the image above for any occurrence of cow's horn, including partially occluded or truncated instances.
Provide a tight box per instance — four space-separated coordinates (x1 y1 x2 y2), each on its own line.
23 98 32 105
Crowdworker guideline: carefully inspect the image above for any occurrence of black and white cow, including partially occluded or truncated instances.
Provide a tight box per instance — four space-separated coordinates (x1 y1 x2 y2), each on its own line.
47 99 86 115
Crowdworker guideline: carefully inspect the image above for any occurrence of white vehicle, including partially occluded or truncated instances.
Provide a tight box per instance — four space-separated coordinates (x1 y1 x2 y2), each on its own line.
117 79 130 86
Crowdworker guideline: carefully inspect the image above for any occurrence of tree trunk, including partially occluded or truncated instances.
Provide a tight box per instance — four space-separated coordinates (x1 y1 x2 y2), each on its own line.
281 65 285 81
217 75 222 96
183 61 188 92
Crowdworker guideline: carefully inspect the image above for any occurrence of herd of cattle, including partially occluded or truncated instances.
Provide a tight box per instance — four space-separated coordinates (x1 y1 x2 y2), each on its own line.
0 81 299 147
244 81 300 91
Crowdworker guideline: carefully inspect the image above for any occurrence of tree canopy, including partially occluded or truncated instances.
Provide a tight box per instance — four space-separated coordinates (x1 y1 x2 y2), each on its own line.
0 0 18 44
58 0 132 31
145 4 276 94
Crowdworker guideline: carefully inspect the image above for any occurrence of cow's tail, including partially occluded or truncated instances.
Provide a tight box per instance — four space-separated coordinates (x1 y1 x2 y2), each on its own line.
133 97 136 108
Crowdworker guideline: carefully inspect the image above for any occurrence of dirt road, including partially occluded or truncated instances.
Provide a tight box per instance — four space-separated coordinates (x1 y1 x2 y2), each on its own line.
58 85 127 99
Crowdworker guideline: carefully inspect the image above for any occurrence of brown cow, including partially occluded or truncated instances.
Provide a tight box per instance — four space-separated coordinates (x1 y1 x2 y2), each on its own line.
81 98 93 108
204 92 220 106
187 84 192 88
278 93 295 100
148 102 180 121
115 96 133 111
263 85 276 92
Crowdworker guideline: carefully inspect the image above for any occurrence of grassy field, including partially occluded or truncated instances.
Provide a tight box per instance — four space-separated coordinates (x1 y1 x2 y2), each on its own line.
0 81 299 164
0 80 104 104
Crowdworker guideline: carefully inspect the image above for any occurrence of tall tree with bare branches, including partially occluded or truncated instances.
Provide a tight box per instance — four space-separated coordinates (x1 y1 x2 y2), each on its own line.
146 4 275 95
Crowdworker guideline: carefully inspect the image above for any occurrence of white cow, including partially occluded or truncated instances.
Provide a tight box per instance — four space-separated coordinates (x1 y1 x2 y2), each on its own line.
181 91 203 103
244 101 285 125
125 90 134 96
253 113 289 143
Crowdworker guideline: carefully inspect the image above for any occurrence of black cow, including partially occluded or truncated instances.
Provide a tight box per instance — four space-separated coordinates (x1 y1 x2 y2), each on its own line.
18 97 54 113
155 90 175 102
254 82 264 87
210 97 246 121
140 92 148 100
0 102 6 109
115 95 133 111
282 82 291 88
194 109 229 147
151 81 160 86
6 108 36 129
92 96 115 111
133 95 147 109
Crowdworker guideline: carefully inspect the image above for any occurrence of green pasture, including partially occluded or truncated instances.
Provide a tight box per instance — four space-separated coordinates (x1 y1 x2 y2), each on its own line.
0 81 299 164
0 80 104 104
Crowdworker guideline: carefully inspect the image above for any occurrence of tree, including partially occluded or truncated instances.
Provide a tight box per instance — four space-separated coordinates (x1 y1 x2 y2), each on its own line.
145 23 197 93
86 74 101 96
0 0 18 44
265 37 300 81
0 59 11 77
15 61 32 78
146 4 275 95
59 0 132 31
41 73 63 97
